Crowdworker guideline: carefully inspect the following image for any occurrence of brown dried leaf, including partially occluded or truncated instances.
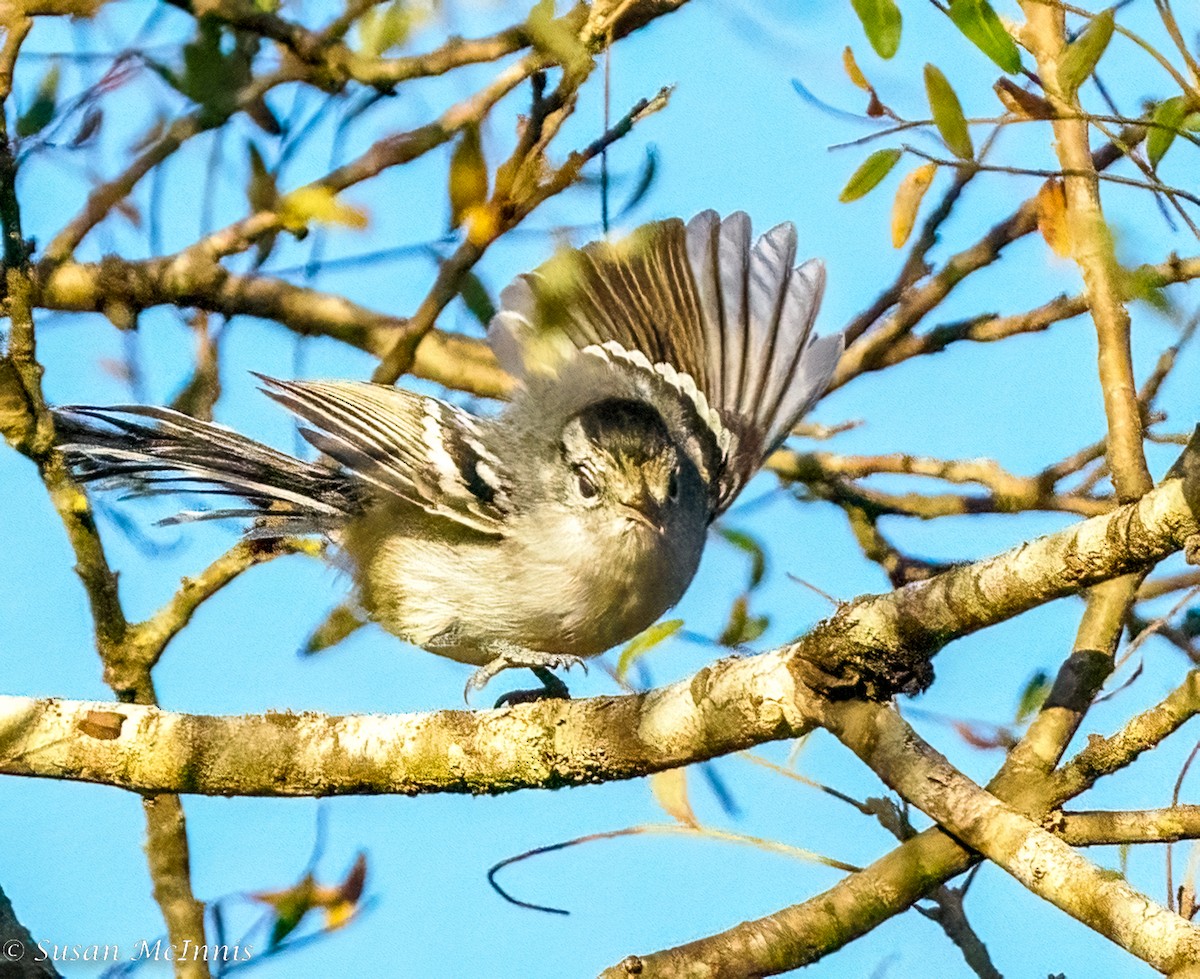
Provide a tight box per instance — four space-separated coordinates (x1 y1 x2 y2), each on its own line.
1036 178 1071 257
993 78 1055 119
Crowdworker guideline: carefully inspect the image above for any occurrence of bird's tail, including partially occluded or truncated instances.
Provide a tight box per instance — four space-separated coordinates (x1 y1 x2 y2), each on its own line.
54 405 364 531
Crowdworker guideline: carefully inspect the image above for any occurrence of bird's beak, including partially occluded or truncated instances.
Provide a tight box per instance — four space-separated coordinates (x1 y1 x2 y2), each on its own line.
620 493 666 535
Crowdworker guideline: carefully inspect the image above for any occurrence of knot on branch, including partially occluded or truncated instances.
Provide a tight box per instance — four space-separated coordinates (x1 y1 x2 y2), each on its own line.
787 601 939 702
0 355 36 450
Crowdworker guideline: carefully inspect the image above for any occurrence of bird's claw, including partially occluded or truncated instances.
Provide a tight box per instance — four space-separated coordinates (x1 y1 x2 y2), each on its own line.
463 650 588 704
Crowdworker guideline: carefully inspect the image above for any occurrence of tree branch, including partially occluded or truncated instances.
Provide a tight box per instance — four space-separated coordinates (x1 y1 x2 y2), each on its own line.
603 670 1200 979
35 257 515 399
817 699 1200 975
2 458 1196 796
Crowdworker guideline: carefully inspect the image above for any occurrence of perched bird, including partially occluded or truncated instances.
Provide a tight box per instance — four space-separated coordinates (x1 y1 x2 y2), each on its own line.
55 211 842 700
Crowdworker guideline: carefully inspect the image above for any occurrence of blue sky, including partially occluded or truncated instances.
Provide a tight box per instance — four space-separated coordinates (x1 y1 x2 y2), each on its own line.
2 0 1198 976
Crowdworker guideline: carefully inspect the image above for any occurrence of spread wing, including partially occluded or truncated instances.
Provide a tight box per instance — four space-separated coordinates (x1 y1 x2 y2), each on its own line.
256 375 511 536
488 211 842 513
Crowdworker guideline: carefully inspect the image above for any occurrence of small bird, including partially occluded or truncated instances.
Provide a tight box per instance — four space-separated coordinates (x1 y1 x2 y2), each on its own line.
55 211 842 701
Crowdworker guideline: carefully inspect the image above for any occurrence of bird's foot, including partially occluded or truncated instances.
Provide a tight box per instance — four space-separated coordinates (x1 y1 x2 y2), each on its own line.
492 667 574 708
464 646 588 705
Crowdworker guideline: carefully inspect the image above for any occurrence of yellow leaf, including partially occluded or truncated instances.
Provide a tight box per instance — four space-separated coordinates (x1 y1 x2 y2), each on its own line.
650 768 698 827
615 619 683 682
449 123 489 229
324 899 359 931
891 162 937 248
842 46 871 92
1036 178 1071 257
462 202 500 247
278 186 368 233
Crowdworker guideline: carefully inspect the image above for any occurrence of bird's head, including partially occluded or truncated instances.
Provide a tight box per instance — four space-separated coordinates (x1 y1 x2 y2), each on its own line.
558 398 703 535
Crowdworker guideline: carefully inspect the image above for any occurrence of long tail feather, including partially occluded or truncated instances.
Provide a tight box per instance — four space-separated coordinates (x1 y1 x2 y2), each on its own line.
54 405 362 528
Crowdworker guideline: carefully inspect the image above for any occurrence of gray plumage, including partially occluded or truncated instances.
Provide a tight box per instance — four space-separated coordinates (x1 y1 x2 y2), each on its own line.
55 211 842 697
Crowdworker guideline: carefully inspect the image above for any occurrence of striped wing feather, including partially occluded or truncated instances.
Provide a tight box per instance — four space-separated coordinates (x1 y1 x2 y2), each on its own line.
489 211 842 512
256 375 510 535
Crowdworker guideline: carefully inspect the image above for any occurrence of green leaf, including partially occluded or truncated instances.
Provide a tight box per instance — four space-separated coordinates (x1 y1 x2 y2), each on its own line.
948 0 1021 73
526 0 590 74
178 19 253 122
717 527 767 590
301 603 368 655
357 0 415 58
17 63 60 138
616 145 658 219
716 595 768 647
1119 264 1170 312
850 0 902 59
839 147 903 202
1015 669 1052 723
1147 95 1189 170
457 271 497 328
924 64 974 160
1057 8 1114 97
615 619 683 682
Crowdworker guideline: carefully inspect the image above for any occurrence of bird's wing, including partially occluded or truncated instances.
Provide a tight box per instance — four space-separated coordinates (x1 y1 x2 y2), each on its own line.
256 375 511 536
488 211 842 513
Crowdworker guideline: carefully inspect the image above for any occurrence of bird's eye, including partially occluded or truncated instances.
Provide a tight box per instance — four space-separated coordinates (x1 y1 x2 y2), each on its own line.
667 468 680 502
577 470 598 499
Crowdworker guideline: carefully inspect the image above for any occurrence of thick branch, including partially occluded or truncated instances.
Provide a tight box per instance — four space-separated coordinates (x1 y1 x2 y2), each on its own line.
35 258 514 399
606 672 1200 979
817 700 1200 975
2 464 1197 795
1020 1 1152 501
